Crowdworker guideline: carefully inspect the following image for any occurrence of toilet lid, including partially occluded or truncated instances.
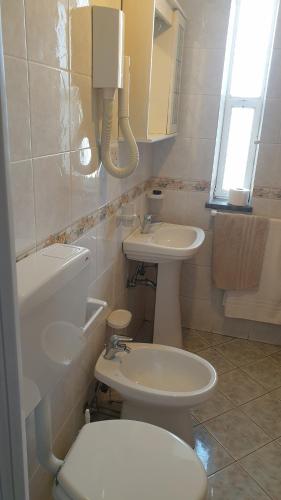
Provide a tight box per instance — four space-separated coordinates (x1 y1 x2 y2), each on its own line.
57 420 207 500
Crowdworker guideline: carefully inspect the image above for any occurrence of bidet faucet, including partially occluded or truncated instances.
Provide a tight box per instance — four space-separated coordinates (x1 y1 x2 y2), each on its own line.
139 214 162 234
104 334 133 360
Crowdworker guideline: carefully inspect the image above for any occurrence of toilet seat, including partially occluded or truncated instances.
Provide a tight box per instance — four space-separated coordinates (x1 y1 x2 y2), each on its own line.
55 420 207 500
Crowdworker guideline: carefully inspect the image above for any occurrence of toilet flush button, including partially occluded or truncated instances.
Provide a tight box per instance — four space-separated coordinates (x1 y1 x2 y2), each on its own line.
107 309 132 330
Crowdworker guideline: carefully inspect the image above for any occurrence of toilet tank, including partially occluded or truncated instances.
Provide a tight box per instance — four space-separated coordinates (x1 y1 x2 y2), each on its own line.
17 244 91 417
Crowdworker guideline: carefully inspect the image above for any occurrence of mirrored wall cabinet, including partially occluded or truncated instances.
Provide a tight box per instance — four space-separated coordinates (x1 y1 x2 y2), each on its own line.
123 0 186 143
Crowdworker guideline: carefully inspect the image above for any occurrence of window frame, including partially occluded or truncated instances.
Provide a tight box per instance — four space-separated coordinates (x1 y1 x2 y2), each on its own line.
213 0 279 200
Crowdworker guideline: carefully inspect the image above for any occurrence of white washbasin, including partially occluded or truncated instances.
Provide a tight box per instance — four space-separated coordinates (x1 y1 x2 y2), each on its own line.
123 223 205 263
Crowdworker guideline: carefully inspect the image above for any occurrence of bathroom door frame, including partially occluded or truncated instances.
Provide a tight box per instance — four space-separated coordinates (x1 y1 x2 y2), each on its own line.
0 10 29 500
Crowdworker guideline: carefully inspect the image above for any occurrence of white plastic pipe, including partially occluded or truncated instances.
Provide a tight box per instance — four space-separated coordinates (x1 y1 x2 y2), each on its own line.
101 57 139 178
34 398 63 476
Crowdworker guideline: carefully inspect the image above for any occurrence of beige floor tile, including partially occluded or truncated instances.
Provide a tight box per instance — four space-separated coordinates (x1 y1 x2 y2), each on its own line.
208 463 271 500
240 441 281 500
191 390 234 423
216 340 266 367
205 409 271 459
242 357 281 390
269 387 281 400
191 414 200 426
251 341 281 356
271 351 281 363
241 393 281 439
194 425 234 476
197 331 234 347
198 348 235 375
183 329 209 352
218 369 267 406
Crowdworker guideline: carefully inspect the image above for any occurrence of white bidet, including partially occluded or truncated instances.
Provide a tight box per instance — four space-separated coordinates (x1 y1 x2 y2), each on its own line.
95 343 217 447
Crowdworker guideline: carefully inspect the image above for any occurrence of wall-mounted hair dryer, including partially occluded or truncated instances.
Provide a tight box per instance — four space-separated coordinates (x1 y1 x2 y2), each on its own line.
92 6 139 179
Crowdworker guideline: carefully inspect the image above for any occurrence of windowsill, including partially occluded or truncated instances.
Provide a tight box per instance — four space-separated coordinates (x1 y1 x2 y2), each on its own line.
205 199 253 213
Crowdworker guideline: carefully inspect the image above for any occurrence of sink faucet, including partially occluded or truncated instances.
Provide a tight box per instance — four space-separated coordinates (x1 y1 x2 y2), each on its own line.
104 334 133 360
140 214 162 234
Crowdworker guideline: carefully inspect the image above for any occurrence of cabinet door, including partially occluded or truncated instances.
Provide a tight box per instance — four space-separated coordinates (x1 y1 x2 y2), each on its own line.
167 10 185 135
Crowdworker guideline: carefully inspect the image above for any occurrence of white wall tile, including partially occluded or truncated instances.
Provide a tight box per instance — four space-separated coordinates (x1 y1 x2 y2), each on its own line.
5 56 31 162
73 227 98 286
181 263 213 300
266 49 281 99
33 153 71 243
2 0 27 58
180 295 224 333
221 317 251 339
25 0 69 70
88 264 115 305
255 144 281 187
252 197 270 218
249 321 281 345
96 216 120 276
159 189 190 225
70 73 97 150
179 94 220 140
10 160 36 255
186 191 212 230
268 199 281 219
182 0 231 50
29 63 70 157
188 138 216 181
189 229 213 267
70 149 100 222
273 7 281 49
181 48 224 95
260 98 281 144
153 138 192 179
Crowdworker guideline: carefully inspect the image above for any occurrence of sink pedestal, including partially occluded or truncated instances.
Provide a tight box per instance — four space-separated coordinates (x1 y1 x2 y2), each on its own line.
153 261 183 349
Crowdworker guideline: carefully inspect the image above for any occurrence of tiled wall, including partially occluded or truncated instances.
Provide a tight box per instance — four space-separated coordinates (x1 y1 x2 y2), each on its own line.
3 0 152 259
1 1 152 498
153 0 281 343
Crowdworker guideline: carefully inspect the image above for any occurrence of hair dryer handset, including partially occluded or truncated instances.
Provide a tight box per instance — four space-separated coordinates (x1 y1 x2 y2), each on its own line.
101 56 139 178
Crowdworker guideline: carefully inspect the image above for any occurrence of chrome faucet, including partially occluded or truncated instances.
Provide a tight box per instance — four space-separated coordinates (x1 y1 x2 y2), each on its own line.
104 334 133 360
139 214 162 234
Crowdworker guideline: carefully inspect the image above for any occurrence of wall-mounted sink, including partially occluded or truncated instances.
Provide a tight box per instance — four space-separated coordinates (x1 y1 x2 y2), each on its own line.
123 223 205 263
123 222 205 348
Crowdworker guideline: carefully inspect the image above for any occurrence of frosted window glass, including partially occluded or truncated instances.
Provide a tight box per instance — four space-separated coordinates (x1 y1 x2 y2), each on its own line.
222 108 255 191
230 0 277 98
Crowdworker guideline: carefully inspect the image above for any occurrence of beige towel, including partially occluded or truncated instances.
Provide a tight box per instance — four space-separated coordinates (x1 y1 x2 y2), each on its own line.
212 212 269 290
224 218 281 324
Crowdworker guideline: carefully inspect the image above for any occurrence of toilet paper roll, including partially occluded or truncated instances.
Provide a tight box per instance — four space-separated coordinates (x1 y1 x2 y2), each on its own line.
228 188 250 206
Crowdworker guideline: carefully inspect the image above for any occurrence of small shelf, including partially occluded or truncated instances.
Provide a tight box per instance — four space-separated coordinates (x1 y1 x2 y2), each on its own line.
136 133 177 143
205 200 253 213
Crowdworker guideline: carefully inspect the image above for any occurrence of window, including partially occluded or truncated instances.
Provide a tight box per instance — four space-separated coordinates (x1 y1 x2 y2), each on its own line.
213 0 279 200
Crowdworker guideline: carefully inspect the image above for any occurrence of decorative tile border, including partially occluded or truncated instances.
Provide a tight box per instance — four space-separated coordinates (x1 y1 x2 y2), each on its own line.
16 179 150 262
149 177 211 192
151 177 281 200
253 186 281 200
16 176 281 262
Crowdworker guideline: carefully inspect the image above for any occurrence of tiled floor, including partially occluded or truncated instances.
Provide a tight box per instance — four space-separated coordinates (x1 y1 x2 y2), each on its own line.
184 329 281 500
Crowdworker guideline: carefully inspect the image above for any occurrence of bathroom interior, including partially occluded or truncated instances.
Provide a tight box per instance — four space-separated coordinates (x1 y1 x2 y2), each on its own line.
2 0 281 499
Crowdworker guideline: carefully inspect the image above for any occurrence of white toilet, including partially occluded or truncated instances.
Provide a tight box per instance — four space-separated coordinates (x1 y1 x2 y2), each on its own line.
52 419 207 500
18 244 208 500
